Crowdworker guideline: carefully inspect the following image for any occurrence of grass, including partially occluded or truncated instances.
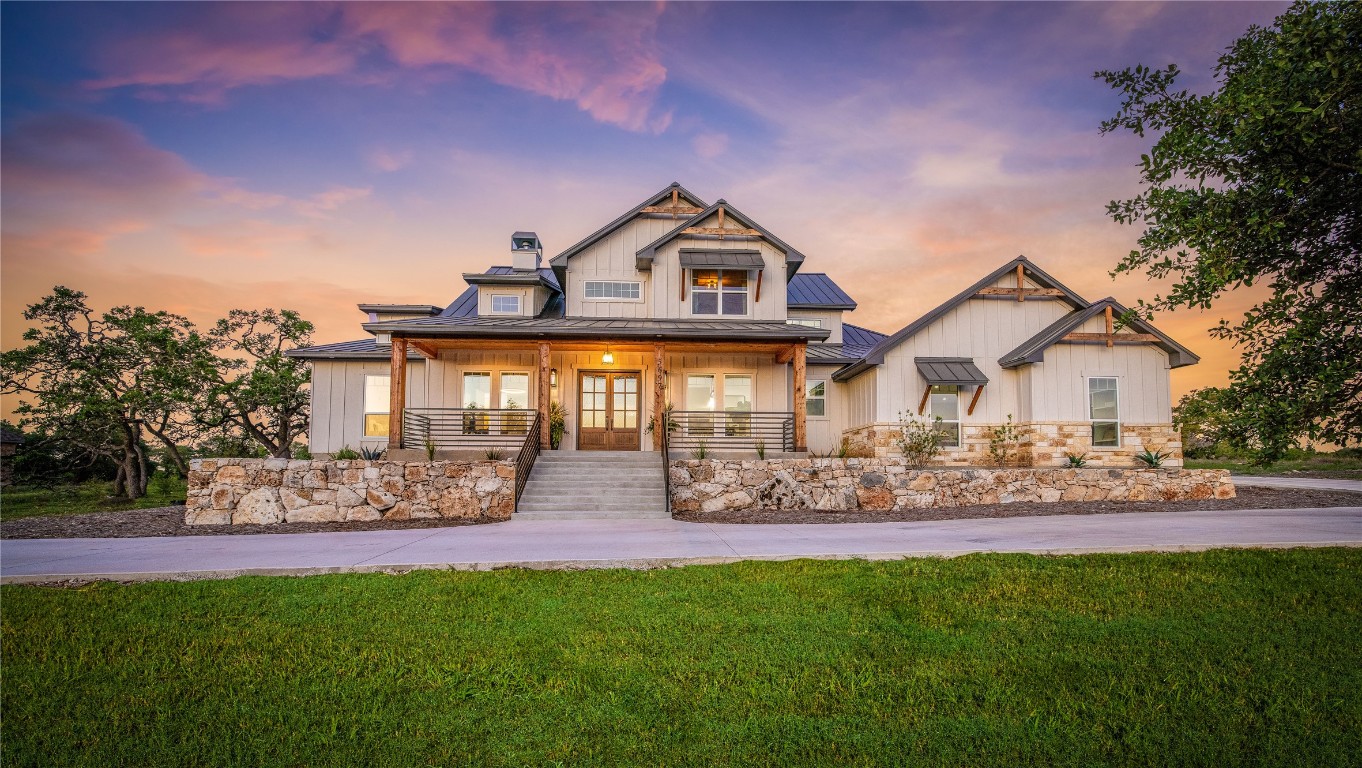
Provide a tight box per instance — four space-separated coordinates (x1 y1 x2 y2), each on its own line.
1186 451 1362 478
0 475 187 521
3 549 1360 767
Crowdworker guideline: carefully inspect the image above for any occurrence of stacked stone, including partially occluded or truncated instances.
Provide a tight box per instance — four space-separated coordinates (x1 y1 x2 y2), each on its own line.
669 458 1233 514
186 458 516 525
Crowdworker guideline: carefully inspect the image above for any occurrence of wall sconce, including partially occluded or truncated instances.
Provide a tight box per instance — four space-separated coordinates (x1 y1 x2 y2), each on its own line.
550 368 558 388
602 344 614 365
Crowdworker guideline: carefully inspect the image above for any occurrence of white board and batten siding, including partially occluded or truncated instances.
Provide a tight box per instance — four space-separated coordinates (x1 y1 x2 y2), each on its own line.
873 296 1073 423
1024 314 1173 423
787 309 843 344
563 216 677 319
805 364 854 454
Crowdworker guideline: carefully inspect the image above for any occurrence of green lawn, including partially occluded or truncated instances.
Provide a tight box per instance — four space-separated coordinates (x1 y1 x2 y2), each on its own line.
3 550 1359 767
0 475 186 521
1186 451 1362 478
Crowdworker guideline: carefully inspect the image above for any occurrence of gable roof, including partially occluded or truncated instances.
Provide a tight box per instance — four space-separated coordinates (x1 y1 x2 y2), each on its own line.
548 182 708 286
286 338 423 361
842 323 887 355
635 199 806 278
832 256 1089 381
999 297 1199 369
788 273 857 310
441 267 561 319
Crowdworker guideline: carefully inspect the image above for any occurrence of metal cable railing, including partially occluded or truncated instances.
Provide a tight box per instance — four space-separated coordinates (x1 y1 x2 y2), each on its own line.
402 408 538 449
666 411 795 452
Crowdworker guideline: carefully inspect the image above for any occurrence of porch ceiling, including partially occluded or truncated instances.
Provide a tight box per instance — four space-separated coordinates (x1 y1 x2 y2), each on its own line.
404 337 805 362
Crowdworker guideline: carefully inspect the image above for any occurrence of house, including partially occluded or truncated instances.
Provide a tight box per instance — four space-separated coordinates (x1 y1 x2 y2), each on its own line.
288 182 1196 468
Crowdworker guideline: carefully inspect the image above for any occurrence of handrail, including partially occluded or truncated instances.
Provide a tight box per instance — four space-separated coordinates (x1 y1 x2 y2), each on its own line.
666 410 796 452
402 408 538 449
513 413 542 512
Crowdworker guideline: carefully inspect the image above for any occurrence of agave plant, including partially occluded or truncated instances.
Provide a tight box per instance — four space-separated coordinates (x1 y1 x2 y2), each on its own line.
1064 451 1089 468
1135 448 1171 468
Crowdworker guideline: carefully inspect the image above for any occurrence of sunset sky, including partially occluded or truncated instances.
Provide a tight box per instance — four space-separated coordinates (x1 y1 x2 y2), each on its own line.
2 1 1287 409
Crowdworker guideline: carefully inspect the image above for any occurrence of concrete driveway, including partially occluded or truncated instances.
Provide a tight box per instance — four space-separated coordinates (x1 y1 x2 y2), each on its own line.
1230 475 1362 493
3 506 1360 583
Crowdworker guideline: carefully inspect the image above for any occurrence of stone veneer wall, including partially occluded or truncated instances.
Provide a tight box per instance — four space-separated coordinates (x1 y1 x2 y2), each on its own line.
186 458 516 525
669 458 1232 514
841 422 1183 467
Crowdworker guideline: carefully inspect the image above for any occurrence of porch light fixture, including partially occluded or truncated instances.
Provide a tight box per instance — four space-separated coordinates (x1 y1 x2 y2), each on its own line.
602 345 614 365
550 368 558 388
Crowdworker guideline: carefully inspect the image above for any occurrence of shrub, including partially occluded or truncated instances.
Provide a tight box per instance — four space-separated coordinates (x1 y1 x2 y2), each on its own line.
484 448 505 460
895 412 943 468
332 446 360 460
291 444 312 460
359 445 384 461
1135 448 1171 468
986 414 1026 467
423 438 437 462
1065 451 1089 468
691 441 708 460
549 401 568 449
754 439 766 460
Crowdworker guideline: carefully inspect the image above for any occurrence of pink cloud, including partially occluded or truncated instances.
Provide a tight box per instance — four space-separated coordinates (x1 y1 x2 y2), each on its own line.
82 2 673 132
692 131 729 159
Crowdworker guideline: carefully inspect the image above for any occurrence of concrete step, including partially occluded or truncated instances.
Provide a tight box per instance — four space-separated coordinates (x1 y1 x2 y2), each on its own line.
521 482 663 494
517 495 665 507
513 509 672 521
516 451 670 521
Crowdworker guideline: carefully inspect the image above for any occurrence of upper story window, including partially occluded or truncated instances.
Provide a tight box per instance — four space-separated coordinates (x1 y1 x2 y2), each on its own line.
584 281 641 300
1089 377 1120 447
788 318 823 329
490 295 521 314
691 269 748 316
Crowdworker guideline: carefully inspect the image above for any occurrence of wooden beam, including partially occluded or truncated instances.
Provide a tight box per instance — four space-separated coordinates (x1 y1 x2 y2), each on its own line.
538 342 552 450
792 344 807 452
680 268 686 303
967 385 984 416
388 337 407 450
680 227 762 236
390 338 799 355
640 205 703 215
774 344 796 364
1016 264 1025 302
974 287 1068 298
718 205 725 229
1062 330 1160 340
1104 305 1114 347
671 188 678 206
918 385 931 416
409 341 438 359
653 343 665 451
754 269 763 303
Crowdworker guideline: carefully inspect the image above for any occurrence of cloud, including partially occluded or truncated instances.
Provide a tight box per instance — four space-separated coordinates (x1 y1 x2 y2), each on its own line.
368 147 413 172
692 131 729 159
81 2 673 132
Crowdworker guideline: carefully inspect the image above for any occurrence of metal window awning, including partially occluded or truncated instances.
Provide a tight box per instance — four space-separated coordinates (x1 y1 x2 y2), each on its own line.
678 249 765 269
915 357 989 386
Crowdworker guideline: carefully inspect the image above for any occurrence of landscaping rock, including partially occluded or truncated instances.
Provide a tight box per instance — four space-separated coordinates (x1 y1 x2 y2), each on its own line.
232 488 285 525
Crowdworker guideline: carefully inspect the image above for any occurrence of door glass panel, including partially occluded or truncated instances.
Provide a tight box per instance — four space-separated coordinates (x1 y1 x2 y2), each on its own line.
581 375 606 429
617 375 639 429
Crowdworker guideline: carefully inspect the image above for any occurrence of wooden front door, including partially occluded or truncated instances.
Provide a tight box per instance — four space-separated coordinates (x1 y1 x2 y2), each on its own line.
578 371 641 451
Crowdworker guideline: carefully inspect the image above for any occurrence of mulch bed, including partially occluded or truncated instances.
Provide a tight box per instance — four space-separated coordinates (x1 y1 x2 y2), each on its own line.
3 487 1359 539
676 487 1362 525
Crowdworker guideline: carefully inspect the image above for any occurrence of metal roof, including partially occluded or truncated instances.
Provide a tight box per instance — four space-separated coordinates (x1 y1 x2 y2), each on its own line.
462 271 557 290
998 297 1200 369
286 338 423 361
636 199 806 278
805 345 863 366
440 266 560 320
357 304 443 316
915 357 989 386
833 256 1089 382
677 250 765 269
1 424 24 445
362 315 829 342
787 273 857 309
841 323 887 355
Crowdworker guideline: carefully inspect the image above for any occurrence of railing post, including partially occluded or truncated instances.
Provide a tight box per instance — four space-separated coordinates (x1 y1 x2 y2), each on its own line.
538 342 552 450
389 337 407 450
792 343 807 452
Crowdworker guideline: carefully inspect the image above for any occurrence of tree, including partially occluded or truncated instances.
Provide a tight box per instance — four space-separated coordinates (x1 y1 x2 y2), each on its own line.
198 309 313 458
1096 1 1361 462
1172 387 1235 458
0 288 216 497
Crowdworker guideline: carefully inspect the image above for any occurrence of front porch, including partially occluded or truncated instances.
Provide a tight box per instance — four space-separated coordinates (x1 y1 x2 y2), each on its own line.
384 337 810 455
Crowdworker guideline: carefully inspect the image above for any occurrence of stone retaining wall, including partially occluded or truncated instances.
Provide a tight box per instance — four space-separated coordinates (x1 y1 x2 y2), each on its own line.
186 458 515 525
841 422 1183 467
669 458 1232 513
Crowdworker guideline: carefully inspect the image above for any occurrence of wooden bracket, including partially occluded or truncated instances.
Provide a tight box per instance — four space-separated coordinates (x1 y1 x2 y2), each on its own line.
680 269 686 302
755 269 763 303
410 341 439 359
918 385 931 416
1016 264 1025 302
1104 306 1114 347
775 345 796 364
967 385 984 416
974 287 1067 299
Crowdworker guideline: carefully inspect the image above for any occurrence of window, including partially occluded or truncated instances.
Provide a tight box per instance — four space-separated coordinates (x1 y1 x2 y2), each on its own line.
490 295 520 314
584 281 641 300
724 374 753 436
363 375 390 438
500 372 530 434
691 269 748 316
462 372 491 434
685 374 716 436
929 384 960 447
806 380 826 417
788 318 824 329
1089 377 1120 447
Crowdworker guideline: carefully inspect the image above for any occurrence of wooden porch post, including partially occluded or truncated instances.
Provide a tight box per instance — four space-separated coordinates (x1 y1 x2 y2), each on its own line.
792 343 807 452
653 342 666 451
388 336 408 450
538 342 552 450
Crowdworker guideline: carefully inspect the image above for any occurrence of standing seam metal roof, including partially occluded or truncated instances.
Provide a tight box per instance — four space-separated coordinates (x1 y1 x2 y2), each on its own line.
914 357 990 385
787 273 858 309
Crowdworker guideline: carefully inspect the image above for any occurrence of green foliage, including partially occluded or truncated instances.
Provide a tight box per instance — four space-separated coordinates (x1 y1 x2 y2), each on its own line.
1 475 187 521
196 434 268 459
1065 452 1089 468
754 439 766 460
1097 2 1362 463
423 437 438 462
691 440 708 460
359 445 384 461
986 414 1026 467
291 444 313 460
548 401 568 450
332 446 361 460
484 448 505 460
3 550 1361 765
1135 448 1172 468
1173 388 1236 458
895 411 943 468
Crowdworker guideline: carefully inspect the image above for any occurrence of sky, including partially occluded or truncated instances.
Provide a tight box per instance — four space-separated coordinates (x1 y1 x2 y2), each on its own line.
1 1 1289 412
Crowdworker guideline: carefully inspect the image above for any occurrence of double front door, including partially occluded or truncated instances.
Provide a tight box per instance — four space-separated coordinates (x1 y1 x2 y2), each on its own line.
578 371 640 451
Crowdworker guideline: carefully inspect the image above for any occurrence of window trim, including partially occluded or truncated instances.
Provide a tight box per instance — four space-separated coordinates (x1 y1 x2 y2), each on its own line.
362 374 390 439
929 384 961 447
489 294 521 315
689 269 750 317
1087 376 1121 449
583 280 643 302
805 379 828 419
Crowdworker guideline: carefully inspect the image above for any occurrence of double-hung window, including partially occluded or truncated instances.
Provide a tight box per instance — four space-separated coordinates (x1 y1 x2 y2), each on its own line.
363 375 390 438
929 385 960 447
1089 377 1120 447
462 372 491 434
691 270 748 316
806 380 826 417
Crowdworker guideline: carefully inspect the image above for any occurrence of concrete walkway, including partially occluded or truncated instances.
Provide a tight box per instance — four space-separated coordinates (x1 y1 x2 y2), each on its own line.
3 506 1359 583
1230 475 1362 493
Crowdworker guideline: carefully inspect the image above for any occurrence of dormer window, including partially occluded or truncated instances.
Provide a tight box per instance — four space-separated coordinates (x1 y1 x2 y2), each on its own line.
691 269 748 316
490 295 521 314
